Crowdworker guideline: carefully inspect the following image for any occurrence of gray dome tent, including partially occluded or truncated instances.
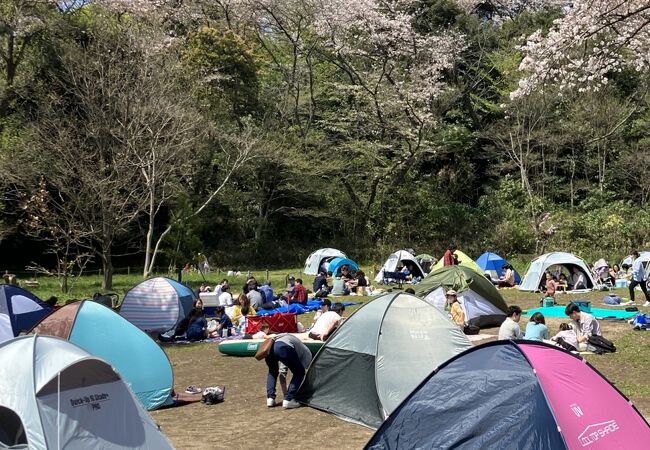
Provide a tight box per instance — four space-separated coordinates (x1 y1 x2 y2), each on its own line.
0 335 173 450
296 293 471 428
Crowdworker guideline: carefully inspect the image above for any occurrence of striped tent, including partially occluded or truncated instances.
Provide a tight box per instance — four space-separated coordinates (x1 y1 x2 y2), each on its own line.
119 277 195 333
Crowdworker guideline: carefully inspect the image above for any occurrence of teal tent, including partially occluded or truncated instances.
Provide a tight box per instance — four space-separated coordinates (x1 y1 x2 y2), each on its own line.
31 301 174 410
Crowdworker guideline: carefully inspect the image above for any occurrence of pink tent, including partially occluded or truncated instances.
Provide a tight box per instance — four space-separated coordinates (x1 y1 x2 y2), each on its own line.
367 340 650 449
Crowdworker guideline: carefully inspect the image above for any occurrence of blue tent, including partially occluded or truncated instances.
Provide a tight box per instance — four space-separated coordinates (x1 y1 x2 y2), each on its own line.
0 285 51 344
476 252 521 284
31 300 174 410
328 257 360 276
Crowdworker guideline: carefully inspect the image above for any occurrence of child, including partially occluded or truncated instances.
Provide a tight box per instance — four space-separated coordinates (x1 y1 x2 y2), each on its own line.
524 312 549 341
313 299 331 322
552 323 578 351
215 306 233 337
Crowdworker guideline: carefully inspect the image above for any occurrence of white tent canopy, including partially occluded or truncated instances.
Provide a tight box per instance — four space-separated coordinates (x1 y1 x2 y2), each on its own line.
621 252 650 278
375 250 426 282
303 248 347 275
519 252 596 292
0 335 173 450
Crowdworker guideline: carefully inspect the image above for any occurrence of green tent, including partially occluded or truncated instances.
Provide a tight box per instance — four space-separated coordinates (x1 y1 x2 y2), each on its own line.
296 293 472 429
430 250 482 274
415 266 507 328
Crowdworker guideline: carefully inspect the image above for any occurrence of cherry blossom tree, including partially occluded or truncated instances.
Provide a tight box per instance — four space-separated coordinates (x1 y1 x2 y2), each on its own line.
514 0 650 97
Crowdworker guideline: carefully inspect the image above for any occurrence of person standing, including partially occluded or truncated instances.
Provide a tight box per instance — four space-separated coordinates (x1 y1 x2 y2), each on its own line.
264 333 312 409
443 246 455 267
629 251 650 306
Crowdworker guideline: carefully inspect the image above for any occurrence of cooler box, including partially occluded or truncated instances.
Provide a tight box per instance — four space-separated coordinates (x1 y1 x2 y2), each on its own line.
543 297 555 307
572 301 591 313
246 313 297 334
615 279 629 288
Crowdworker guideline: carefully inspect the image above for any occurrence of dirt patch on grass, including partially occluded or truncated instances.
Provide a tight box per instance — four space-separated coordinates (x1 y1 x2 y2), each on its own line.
152 344 373 450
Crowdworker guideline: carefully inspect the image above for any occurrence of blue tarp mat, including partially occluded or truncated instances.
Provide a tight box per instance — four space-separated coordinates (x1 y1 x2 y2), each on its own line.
255 300 362 316
524 306 637 320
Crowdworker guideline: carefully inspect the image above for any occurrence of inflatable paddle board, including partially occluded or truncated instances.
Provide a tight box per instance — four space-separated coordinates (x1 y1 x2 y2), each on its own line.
218 338 324 356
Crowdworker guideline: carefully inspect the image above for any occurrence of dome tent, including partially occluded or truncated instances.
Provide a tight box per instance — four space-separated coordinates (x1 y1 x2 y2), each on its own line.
296 293 471 429
328 257 360 277
519 252 596 292
303 248 347 275
0 335 173 450
414 265 507 328
0 285 51 344
430 249 482 274
476 251 521 284
374 250 426 282
119 277 195 333
366 340 650 450
30 300 174 410
621 251 650 277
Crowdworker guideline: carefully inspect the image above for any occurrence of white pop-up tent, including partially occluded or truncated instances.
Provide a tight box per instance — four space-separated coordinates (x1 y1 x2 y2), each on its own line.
375 250 426 282
0 335 173 450
519 252 596 292
303 248 347 275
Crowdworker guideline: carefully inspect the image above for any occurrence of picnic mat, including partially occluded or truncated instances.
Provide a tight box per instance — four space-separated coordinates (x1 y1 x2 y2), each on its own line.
255 299 363 316
524 306 636 320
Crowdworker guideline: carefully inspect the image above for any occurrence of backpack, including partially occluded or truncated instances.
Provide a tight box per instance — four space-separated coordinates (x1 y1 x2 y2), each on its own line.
586 335 616 354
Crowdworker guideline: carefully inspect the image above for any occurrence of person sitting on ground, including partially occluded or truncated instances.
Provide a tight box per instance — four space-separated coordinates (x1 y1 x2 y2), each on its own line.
247 280 264 309
231 294 257 326
186 308 217 341
446 290 465 327
199 282 212 293
497 264 516 288
498 306 523 340
621 263 632 280
287 278 308 306
242 276 257 295
330 276 348 296
565 303 601 351
259 281 275 304
313 272 330 298
544 272 557 297
570 266 587 290
340 265 353 282
313 299 331 322
347 270 369 294
218 284 233 307
551 323 579 351
284 276 296 298
610 264 622 280
214 279 229 295
252 323 271 339
557 273 569 292
524 312 549 341
214 306 233 337
262 332 312 409
193 298 205 313
308 303 344 341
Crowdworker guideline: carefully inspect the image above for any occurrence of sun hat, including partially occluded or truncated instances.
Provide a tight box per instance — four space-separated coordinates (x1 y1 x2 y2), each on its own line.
446 289 457 296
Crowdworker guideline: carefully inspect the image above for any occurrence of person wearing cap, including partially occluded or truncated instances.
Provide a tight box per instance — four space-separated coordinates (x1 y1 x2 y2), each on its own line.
446 290 465 326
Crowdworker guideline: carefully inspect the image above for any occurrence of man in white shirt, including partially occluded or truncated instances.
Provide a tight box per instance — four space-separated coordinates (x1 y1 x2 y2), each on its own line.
570 267 586 290
498 306 523 340
629 251 650 306
308 303 345 341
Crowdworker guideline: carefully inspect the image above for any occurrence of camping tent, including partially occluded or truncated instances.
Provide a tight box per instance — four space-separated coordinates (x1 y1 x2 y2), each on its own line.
0 335 173 450
621 251 650 277
366 340 650 449
476 251 521 284
374 250 426 282
328 257 360 277
430 249 482 274
30 301 174 410
296 292 471 429
304 248 347 275
519 252 596 292
0 285 51 344
414 265 508 328
119 277 195 333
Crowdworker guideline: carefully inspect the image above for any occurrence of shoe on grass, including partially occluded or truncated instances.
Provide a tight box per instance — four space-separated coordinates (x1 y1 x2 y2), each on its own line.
282 399 300 409
267 398 277 407
185 385 202 394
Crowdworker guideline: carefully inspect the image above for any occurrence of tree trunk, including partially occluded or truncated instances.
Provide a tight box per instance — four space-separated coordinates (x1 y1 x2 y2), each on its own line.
101 246 113 290
143 189 155 278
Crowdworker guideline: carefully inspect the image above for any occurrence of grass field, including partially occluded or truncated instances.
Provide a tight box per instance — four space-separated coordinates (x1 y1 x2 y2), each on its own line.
16 269 650 449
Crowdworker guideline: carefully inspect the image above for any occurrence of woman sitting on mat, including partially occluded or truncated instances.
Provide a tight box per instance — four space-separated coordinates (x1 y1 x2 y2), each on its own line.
186 308 218 341
524 312 549 341
231 294 256 328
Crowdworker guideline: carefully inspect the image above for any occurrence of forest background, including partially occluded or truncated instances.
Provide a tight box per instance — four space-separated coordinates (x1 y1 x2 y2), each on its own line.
1 0 649 291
